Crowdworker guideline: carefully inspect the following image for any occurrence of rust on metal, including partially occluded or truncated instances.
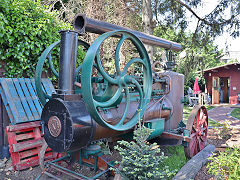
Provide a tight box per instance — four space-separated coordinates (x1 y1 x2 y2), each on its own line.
161 131 192 142
94 99 171 140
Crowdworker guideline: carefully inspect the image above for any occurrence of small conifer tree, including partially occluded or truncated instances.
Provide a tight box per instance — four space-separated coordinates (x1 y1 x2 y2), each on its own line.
114 123 173 179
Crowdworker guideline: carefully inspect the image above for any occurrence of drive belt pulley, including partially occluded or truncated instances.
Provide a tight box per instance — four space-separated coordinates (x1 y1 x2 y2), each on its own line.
81 30 153 131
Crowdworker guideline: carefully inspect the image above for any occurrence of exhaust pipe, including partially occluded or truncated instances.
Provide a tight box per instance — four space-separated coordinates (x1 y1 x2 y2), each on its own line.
73 14 182 51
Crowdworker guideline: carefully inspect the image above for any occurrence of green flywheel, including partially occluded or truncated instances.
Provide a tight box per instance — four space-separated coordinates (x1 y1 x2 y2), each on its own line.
81 30 153 131
35 40 89 105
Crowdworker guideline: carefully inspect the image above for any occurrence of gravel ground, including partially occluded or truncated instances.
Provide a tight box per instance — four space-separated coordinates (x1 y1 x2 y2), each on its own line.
0 127 237 180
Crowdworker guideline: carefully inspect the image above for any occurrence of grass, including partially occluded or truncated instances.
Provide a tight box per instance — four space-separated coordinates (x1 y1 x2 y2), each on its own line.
161 146 187 179
183 105 218 125
230 108 240 119
205 105 215 111
157 105 217 178
159 105 224 178
182 106 193 124
208 119 223 127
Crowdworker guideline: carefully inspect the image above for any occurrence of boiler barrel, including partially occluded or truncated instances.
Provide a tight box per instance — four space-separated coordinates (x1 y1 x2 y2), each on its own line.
41 98 170 152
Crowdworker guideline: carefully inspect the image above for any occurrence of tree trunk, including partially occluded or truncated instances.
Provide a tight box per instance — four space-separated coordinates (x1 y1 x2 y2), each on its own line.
142 0 154 61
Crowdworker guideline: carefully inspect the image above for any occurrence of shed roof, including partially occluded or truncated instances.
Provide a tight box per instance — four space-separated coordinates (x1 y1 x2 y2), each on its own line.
204 63 240 72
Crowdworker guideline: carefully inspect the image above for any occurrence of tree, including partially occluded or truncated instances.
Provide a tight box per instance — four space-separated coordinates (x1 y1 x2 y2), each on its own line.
0 0 72 77
152 0 240 41
142 0 154 61
154 26 223 91
114 125 174 179
141 0 239 90
175 0 240 39
40 0 239 88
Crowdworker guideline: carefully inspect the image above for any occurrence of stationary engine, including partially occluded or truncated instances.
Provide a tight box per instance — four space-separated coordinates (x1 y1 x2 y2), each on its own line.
35 15 208 161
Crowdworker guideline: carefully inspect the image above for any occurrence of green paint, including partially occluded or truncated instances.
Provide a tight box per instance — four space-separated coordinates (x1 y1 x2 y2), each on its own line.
35 39 89 105
145 118 165 140
81 30 152 131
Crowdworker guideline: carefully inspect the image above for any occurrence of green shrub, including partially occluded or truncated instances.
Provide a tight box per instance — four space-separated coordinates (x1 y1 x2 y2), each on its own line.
0 0 72 77
207 147 240 179
113 125 174 180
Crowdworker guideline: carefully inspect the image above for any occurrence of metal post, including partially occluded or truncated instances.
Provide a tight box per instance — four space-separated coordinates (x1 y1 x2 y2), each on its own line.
58 30 78 94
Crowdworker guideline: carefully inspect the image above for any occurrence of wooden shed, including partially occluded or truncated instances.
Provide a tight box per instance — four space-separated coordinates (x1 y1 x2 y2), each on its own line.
204 63 240 104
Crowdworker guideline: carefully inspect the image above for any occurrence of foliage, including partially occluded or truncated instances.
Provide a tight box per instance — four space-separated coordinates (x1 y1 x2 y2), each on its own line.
230 108 240 120
204 105 215 111
154 27 224 91
219 120 232 139
161 146 187 178
208 119 222 128
207 147 240 179
182 105 193 124
97 141 112 155
152 0 240 41
152 0 239 92
0 0 72 77
113 125 174 180
212 120 231 139
40 1 240 86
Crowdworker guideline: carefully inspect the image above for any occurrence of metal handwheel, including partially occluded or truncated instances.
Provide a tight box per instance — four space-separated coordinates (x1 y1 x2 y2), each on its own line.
81 30 152 131
35 40 89 105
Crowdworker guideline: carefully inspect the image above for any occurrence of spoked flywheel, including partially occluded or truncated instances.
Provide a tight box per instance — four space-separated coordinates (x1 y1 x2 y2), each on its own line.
35 40 89 105
81 30 152 131
184 105 208 158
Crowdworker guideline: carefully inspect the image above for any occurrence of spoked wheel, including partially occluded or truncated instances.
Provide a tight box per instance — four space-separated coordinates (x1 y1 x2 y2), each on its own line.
81 30 152 131
184 105 208 158
35 40 89 105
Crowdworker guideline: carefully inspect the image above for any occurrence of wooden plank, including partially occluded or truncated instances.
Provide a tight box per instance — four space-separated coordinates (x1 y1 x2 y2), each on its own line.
6 79 27 123
33 127 41 139
18 78 40 120
2 103 10 145
6 121 59 171
7 121 40 132
160 131 192 142
0 79 19 124
13 79 34 121
46 79 56 93
42 79 55 97
15 132 35 141
0 97 3 146
173 144 215 180
6 130 20 170
19 147 52 160
30 79 43 109
12 139 43 152
24 79 43 115
15 152 55 170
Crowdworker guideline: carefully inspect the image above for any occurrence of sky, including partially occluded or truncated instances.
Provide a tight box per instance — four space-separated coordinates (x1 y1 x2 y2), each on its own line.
186 0 240 52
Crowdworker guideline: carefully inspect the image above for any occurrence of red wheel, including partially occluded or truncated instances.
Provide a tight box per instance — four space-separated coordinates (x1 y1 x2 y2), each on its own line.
184 105 208 158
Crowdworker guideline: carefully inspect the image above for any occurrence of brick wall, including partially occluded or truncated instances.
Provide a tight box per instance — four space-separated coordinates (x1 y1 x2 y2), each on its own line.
204 64 240 104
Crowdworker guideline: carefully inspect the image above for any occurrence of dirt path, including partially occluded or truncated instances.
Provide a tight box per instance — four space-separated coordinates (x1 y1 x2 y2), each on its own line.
208 106 240 128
